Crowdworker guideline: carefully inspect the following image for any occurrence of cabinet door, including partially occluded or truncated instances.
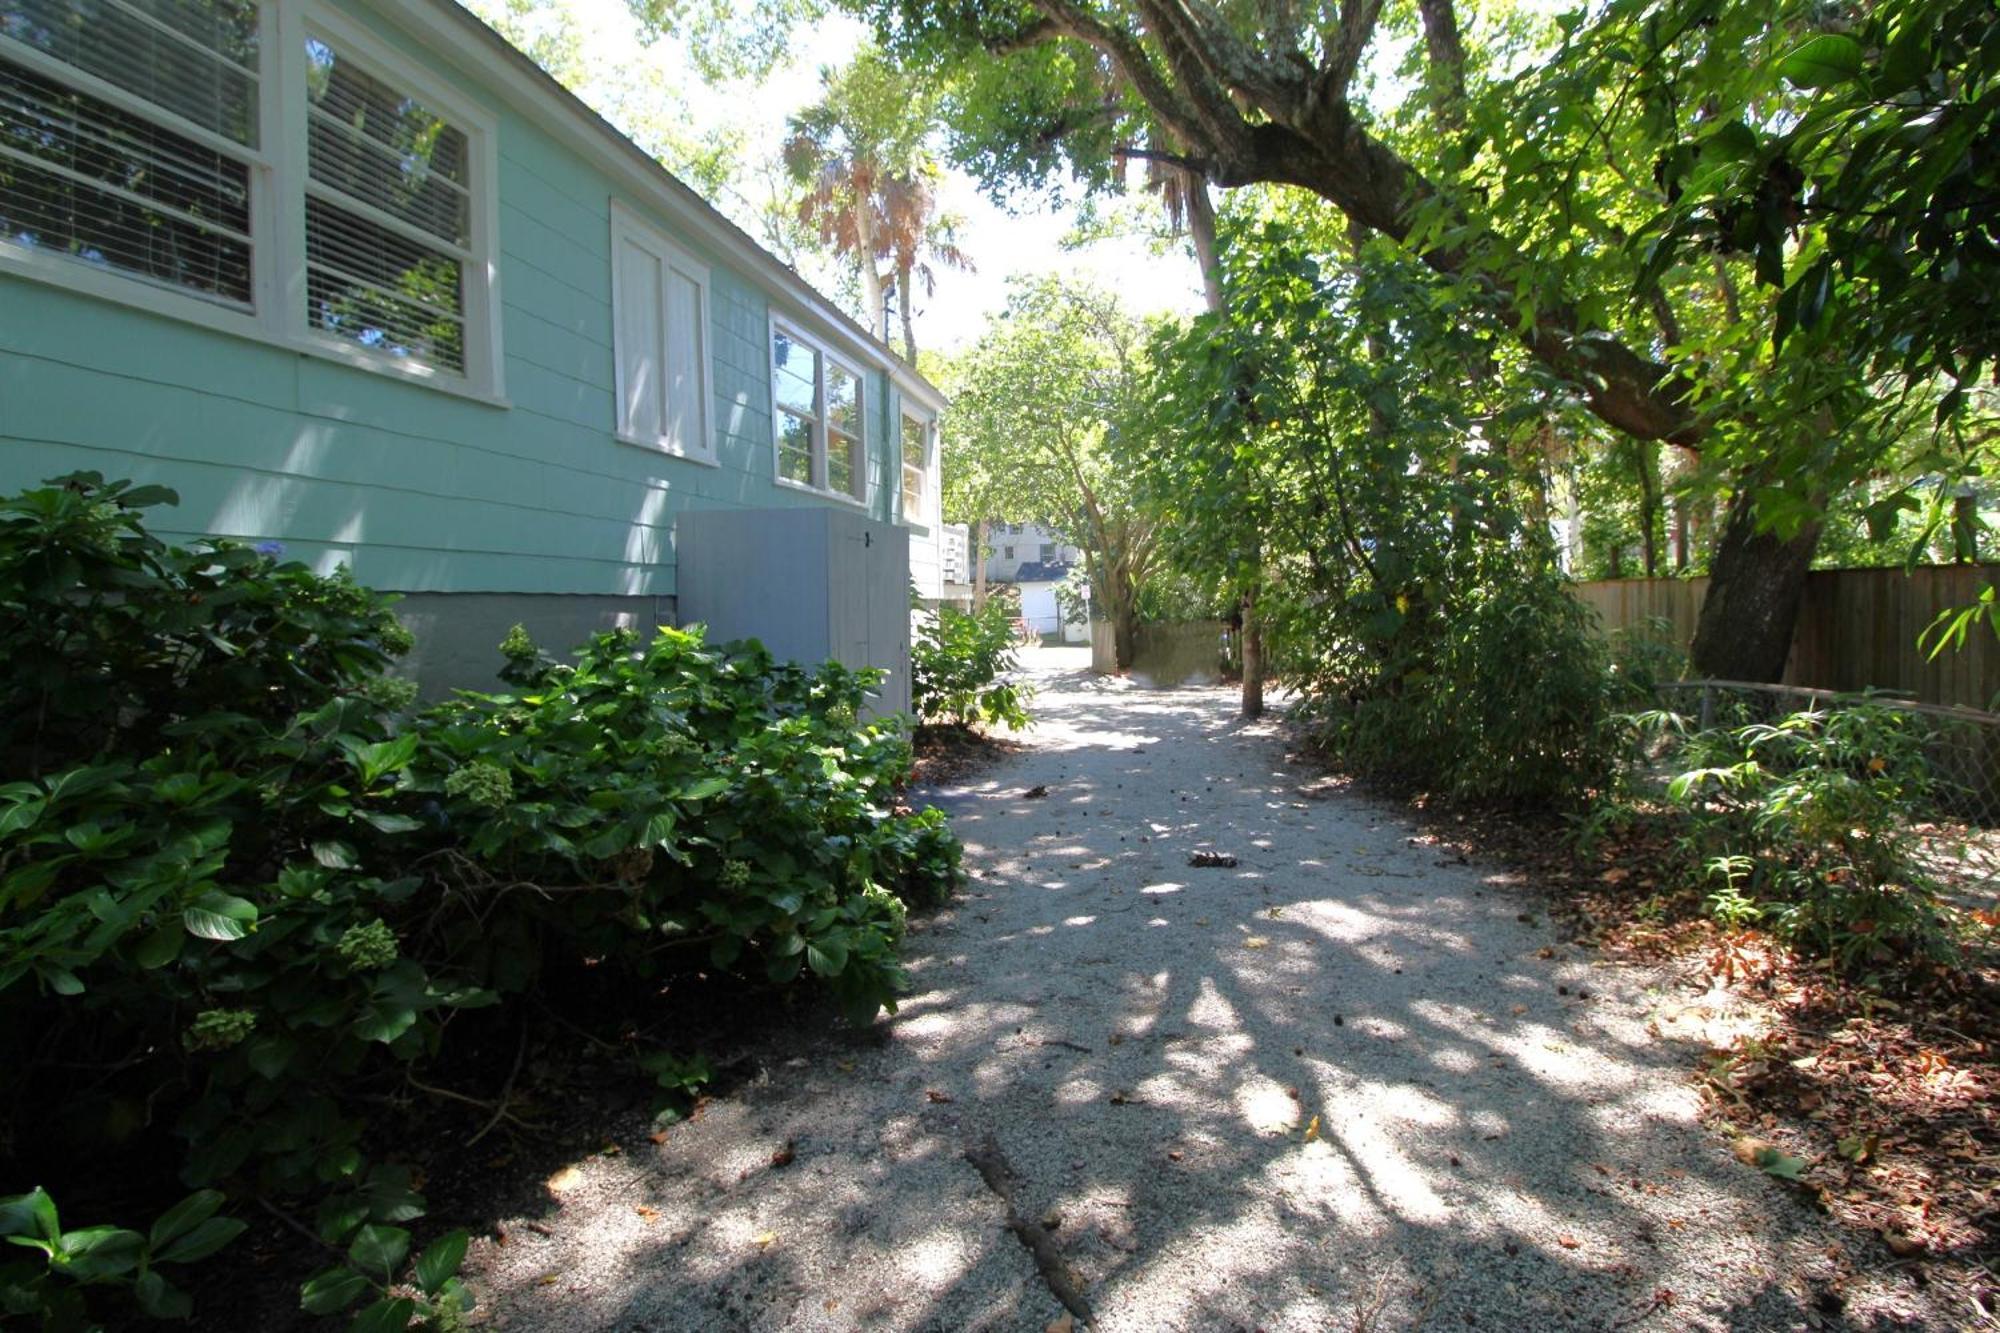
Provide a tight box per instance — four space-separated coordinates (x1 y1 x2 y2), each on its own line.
831 523 870 674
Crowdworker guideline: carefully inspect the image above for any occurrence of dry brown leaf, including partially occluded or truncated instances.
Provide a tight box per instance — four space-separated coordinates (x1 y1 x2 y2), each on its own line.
545 1166 584 1194
1558 1234 1580 1249
1046 1316 1076 1333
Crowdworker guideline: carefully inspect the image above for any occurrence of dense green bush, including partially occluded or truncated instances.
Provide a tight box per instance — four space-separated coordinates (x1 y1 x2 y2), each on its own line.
1662 699 1959 970
910 601 1031 730
0 475 961 1329
1290 548 1620 808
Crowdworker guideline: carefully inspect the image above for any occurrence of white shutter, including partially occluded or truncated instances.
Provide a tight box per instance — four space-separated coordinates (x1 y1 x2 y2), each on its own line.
661 265 702 456
616 232 664 443
611 205 711 461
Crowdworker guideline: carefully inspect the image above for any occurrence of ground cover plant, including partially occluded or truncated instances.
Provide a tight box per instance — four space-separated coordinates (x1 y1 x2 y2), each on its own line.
0 475 963 1330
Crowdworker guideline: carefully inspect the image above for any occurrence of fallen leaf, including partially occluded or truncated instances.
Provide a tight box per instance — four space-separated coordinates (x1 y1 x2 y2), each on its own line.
753 1231 778 1249
1046 1316 1076 1333
1558 1235 1580 1249
635 1205 659 1222
537 1274 560 1287
546 1166 584 1194
1304 1115 1321 1142
1244 936 1271 949
926 1089 954 1104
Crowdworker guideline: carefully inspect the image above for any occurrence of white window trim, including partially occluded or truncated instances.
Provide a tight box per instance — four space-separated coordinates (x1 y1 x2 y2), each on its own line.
897 406 936 533
769 314 869 508
0 0 506 406
608 200 716 466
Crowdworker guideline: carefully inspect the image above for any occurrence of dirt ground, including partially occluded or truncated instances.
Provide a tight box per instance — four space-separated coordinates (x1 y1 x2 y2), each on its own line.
467 648 1959 1330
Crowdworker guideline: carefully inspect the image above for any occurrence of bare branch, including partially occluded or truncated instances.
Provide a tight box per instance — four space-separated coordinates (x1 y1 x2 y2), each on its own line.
1309 0 1386 115
1030 0 1213 152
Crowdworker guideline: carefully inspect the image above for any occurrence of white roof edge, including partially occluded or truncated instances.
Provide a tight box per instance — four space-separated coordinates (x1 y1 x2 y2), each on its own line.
385 0 947 409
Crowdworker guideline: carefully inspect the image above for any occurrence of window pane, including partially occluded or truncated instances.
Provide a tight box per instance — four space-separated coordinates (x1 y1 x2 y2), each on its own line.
826 364 859 437
305 36 469 248
306 196 465 370
901 461 922 518
771 330 816 417
2 0 261 146
662 265 703 455
777 409 813 484
615 237 663 440
0 55 251 304
828 428 855 496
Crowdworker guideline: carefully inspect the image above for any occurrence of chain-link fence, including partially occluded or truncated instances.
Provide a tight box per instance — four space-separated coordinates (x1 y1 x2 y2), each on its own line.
1647 680 2000 902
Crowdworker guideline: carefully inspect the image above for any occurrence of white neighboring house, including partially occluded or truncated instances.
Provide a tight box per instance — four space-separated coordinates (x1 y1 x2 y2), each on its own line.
937 522 973 609
1014 560 1088 642
984 522 1080 584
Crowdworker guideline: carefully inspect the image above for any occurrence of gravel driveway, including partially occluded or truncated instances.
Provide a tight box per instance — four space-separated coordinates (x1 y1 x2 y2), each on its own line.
472 649 1942 1331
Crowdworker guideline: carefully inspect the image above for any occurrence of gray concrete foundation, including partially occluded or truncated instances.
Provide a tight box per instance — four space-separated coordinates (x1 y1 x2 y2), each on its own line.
393 592 674 698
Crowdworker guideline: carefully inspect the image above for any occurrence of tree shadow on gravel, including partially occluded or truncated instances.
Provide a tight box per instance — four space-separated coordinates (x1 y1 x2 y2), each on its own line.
470 676 1941 1333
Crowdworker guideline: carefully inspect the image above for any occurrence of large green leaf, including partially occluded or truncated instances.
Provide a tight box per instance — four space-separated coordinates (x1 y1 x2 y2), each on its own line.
352 1296 417 1333
0 1188 58 1242
346 1223 411 1280
413 1229 468 1295
299 1265 371 1315
153 1216 246 1265
1775 34 1863 89
182 891 258 941
148 1190 223 1250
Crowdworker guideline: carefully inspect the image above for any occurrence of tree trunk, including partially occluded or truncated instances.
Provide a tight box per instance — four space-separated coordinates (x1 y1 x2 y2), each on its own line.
1636 442 1660 578
973 519 990 612
898 257 918 362
1688 489 1824 681
1183 172 1225 313
1240 587 1264 718
1192 179 1269 720
853 200 886 343
1113 602 1139 671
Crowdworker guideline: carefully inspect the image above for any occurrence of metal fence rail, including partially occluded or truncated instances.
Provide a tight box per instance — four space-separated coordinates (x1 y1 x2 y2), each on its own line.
1654 679 2000 829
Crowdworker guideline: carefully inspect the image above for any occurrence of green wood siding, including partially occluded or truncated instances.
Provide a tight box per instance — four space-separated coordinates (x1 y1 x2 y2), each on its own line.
0 0 913 597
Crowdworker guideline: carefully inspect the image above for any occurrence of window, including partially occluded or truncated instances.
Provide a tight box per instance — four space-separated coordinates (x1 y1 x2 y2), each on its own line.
0 1 501 398
0 1 261 308
304 35 471 372
611 206 712 462
1040 543 1056 562
770 319 864 501
1003 545 1014 560
900 408 931 526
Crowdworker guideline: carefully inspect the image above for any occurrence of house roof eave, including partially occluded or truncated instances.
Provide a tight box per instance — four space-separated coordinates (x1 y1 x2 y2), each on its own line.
379 0 947 408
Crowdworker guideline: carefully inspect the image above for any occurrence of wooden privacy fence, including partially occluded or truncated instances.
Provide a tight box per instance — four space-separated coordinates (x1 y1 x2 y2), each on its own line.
1573 564 2000 711
1090 620 1231 687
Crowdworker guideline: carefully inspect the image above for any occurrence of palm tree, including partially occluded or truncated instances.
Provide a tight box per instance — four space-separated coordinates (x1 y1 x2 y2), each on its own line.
781 45 969 360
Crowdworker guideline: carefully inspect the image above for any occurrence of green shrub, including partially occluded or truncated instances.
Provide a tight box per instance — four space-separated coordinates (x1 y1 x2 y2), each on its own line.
911 601 1032 729
0 476 960 1329
1665 699 1958 970
1295 550 1619 808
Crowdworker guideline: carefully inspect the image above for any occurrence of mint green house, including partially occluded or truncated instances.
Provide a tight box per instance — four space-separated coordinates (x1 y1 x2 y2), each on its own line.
0 0 948 706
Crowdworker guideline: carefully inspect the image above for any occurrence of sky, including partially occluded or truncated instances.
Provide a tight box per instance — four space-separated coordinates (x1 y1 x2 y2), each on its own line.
463 0 1207 353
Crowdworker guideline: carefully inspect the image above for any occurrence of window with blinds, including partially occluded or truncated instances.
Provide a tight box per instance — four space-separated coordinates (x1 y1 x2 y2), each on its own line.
303 35 469 372
0 0 260 306
611 207 712 462
0 3 500 394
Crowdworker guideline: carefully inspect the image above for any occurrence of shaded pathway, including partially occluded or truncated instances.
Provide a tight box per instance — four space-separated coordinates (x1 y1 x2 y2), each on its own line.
473 650 1940 1330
